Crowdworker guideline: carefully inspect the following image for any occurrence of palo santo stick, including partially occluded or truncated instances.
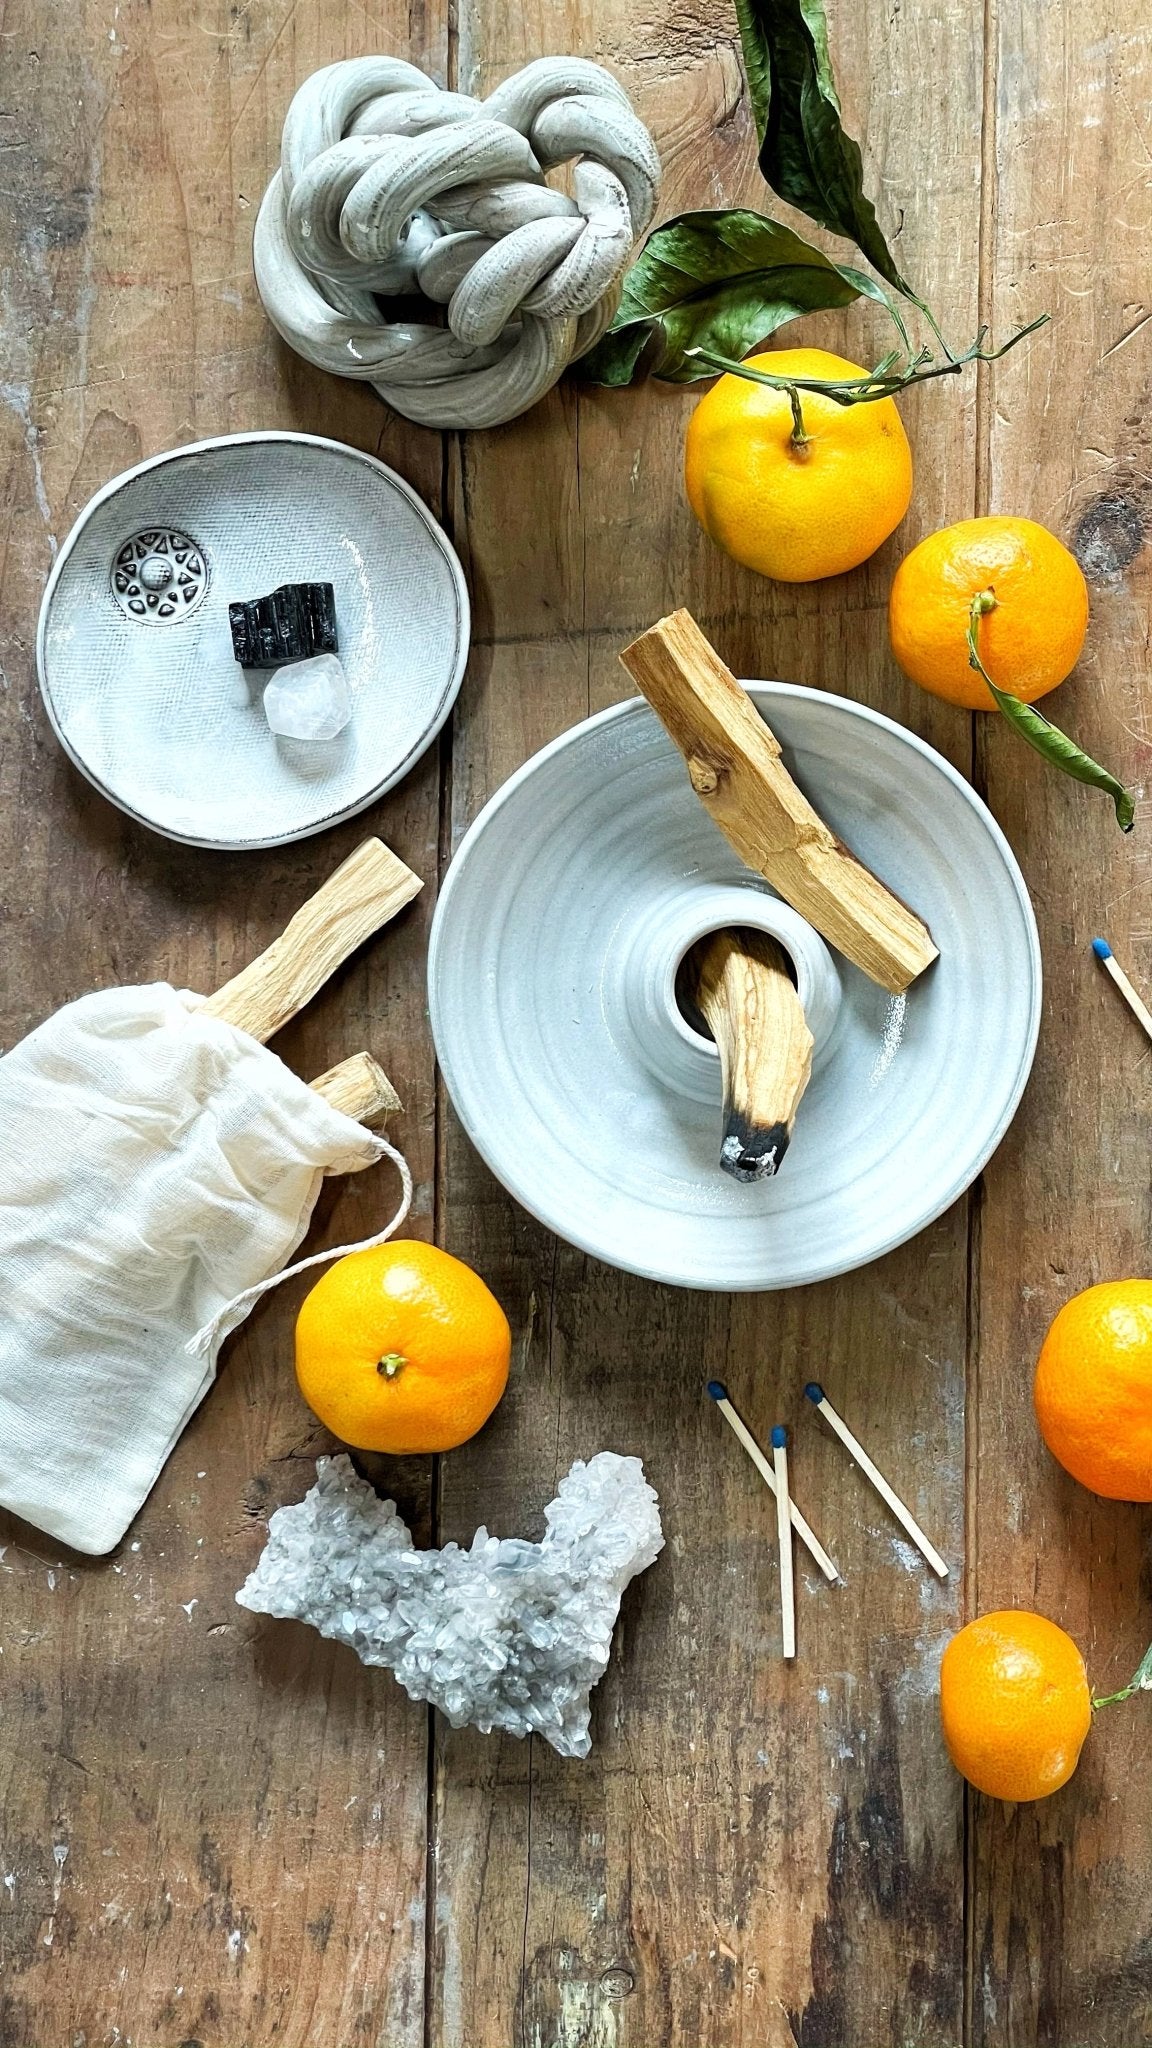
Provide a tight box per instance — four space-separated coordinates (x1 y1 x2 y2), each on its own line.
620 611 937 995
693 929 813 1180
805 1381 949 1579
309 1051 400 1124
204 838 423 1044
772 1426 796 1661
310 1051 401 1177
707 1380 839 1583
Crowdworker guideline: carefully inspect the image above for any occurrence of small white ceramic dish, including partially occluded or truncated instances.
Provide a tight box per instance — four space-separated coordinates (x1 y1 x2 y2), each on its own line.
428 686 1042 1292
37 432 469 849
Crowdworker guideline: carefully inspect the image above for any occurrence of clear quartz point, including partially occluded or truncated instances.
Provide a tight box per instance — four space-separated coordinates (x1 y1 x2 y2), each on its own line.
263 652 352 740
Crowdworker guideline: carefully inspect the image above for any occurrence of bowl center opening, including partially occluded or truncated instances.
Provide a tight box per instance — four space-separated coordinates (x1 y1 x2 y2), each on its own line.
673 926 800 1043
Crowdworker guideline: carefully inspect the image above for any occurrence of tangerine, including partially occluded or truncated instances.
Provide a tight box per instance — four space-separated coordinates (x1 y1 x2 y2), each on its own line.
295 1239 511 1455
940 1610 1092 1801
684 348 913 583
888 514 1088 710
1034 1278 1152 1500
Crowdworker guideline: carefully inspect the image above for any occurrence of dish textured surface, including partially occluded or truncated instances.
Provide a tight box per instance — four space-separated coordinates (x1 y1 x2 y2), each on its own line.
428 687 1042 1291
37 433 469 848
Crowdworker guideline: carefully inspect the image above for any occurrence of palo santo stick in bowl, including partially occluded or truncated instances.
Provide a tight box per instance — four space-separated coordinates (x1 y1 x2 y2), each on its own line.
692 927 813 1180
619 610 937 995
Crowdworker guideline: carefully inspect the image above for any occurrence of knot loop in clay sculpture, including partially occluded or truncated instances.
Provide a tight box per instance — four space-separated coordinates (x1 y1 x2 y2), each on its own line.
254 56 661 429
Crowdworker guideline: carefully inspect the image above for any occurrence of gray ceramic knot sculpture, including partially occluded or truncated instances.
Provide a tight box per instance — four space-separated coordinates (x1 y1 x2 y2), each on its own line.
253 55 661 430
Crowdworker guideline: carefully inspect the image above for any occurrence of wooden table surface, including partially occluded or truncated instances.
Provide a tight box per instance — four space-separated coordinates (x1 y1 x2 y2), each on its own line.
2 0 1151 2038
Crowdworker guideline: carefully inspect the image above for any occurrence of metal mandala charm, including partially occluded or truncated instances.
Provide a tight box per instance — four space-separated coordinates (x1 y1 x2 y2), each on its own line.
110 529 208 623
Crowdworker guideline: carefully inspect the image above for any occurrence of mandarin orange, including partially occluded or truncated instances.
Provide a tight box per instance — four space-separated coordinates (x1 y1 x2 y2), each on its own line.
1034 1279 1152 1500
295 1239 510 1455
684 348 913 583
940 1610 1092 1801
888 514 1088 710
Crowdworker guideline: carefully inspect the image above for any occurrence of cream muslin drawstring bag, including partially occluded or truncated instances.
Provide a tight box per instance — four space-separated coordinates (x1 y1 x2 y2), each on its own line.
0 840 418 1556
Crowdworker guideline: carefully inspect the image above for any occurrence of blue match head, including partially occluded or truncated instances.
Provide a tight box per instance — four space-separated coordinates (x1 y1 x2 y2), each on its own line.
706 1379 728 1402
1092 937 1112 960
771 1424 787 1448
804 1382 824 1404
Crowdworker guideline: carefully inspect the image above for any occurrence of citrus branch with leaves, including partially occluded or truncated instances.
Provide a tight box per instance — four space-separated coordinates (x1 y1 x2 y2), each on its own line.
580 0 1135 826
683 323 1050 440
580 0 1046 398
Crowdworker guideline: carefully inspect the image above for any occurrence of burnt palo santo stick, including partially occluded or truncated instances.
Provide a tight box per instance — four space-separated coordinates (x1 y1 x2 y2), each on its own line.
619 611 938 995
692 928 813 1181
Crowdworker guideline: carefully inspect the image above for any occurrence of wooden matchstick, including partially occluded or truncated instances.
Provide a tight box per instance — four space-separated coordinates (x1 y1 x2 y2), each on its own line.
772 1426 796 1661
1093 937 1152 1045
805 1382 949 1579
707 1381 840 1583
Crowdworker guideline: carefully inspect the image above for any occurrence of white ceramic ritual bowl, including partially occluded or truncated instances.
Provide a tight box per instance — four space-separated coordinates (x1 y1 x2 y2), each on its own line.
37 432 469 849
428 686 1042 1292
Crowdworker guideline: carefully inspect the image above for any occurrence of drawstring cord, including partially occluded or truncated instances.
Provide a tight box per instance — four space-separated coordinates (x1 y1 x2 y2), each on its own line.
187 1134 413 1360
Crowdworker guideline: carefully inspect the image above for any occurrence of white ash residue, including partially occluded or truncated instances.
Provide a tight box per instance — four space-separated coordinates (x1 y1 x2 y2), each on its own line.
237 1453 664 1759
869 993 907 1087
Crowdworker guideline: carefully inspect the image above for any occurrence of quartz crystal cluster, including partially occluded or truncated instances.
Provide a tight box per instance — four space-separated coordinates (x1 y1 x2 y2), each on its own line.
237 1451 663 1757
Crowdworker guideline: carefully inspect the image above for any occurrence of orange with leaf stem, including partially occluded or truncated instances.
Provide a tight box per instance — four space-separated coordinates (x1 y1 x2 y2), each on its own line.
684 347 913 583
888 514 1089 710
940 1611 1152 1802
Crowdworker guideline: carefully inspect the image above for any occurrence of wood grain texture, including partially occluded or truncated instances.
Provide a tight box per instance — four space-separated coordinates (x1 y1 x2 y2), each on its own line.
431 0 982 2042
970 0 1152 2036
0 0 442 2042
3 0 1149 2035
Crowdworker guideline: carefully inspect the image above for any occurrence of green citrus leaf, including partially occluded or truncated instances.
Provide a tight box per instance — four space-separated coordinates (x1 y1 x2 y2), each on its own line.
967 599 1135 831
576 321 657 387
985 679 1136 832
734 0 916 299
577 209 893 386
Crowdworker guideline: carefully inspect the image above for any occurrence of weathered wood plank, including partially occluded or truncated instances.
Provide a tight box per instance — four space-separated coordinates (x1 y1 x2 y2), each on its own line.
972 0 1152 2038
0 0 444 2041
431 0 987 2040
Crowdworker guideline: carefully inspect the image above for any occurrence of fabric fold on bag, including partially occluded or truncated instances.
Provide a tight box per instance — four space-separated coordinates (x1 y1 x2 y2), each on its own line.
0 984 404 1555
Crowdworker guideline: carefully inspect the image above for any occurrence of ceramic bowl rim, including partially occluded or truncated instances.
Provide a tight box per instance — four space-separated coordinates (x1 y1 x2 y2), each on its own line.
35 429 471 851
429 683 1044 1290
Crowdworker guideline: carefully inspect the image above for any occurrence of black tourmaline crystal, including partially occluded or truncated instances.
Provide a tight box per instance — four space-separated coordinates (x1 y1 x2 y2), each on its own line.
228 582 339 668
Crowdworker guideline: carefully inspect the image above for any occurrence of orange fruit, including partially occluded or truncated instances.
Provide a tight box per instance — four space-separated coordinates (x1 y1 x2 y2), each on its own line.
684 347 913 582
1034 1278 1152 1500
888 514 1088 710
940 1610 1092 1801
295 1240 511 1455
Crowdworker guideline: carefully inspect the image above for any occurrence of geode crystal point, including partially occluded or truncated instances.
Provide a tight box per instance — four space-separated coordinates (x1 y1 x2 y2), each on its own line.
228 581 338 668
236 1452 664 1758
